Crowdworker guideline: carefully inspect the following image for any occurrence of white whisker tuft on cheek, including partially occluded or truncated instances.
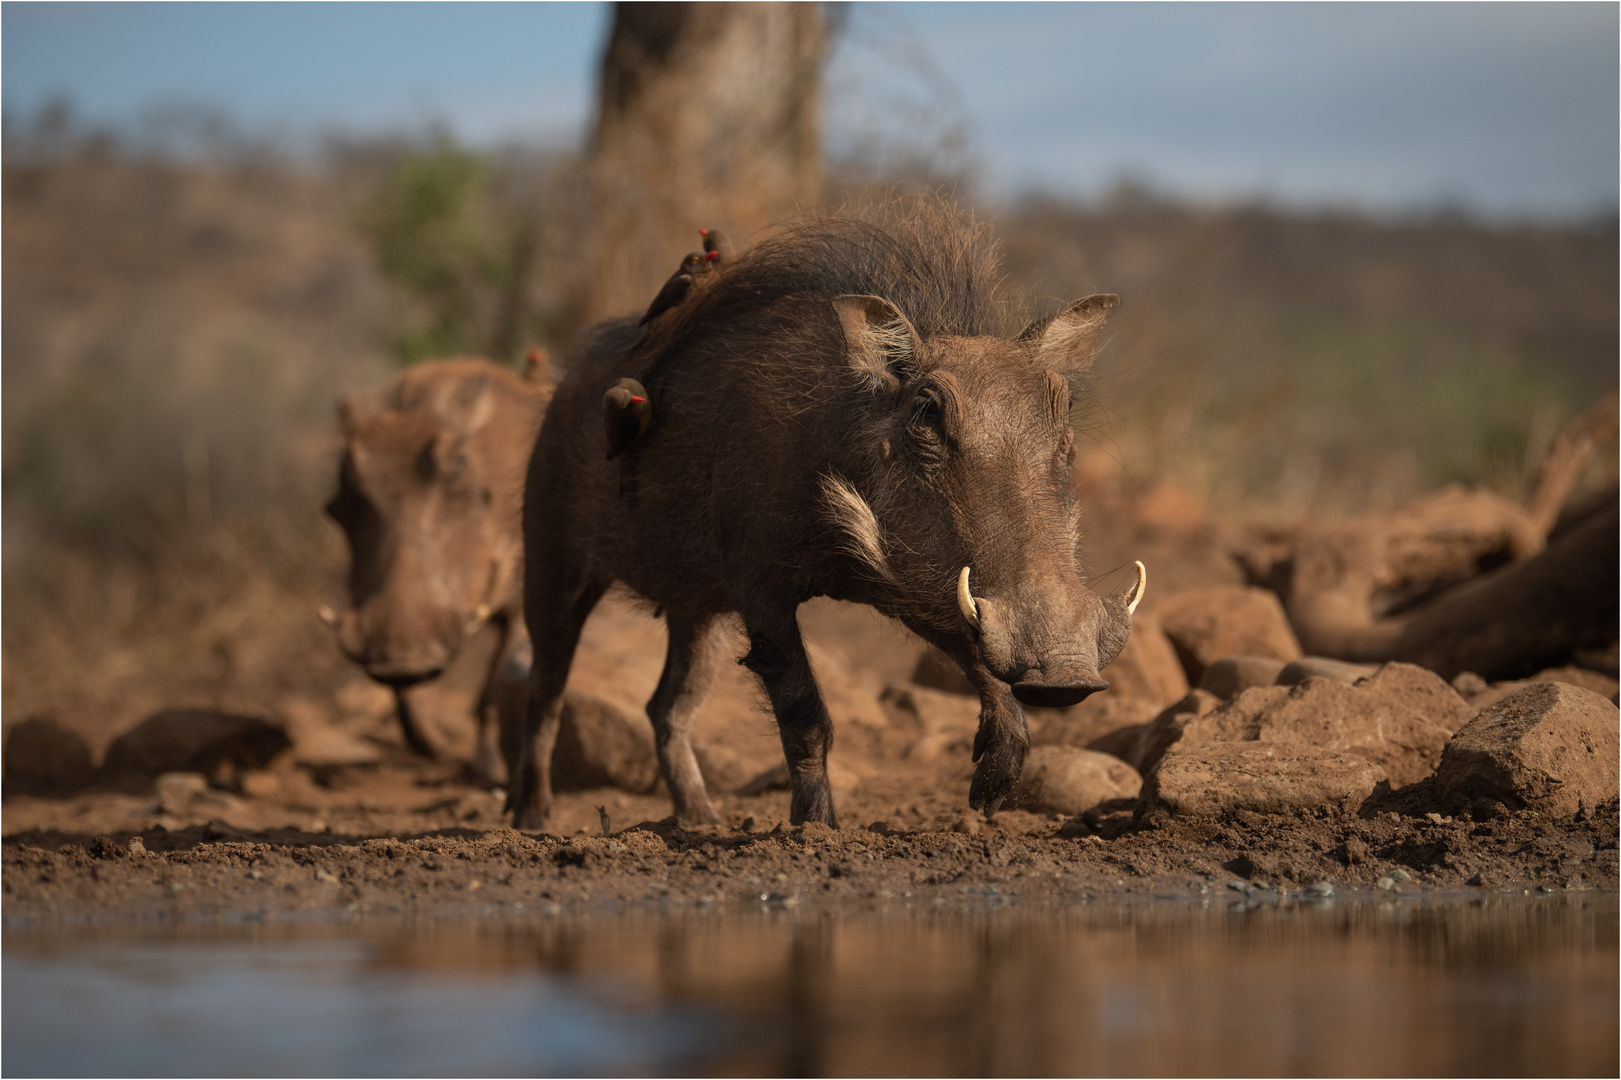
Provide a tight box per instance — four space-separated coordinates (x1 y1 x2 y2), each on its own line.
821 474 898 585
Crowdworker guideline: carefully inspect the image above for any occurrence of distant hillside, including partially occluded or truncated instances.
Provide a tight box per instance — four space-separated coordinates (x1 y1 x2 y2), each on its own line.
999 192 1617 514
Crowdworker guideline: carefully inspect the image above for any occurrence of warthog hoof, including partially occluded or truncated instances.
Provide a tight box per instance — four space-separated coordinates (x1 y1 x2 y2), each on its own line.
969 732 1027 818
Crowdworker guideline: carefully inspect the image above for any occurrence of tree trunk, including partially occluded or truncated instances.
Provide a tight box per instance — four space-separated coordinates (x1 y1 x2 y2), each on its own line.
574 2 827 329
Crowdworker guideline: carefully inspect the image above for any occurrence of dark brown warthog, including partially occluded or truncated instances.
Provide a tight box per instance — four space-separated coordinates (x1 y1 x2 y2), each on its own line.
515 202 1142 829
324 358 548 781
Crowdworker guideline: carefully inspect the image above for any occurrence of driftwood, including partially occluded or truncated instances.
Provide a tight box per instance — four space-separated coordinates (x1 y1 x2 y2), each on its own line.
1239 394 1619 680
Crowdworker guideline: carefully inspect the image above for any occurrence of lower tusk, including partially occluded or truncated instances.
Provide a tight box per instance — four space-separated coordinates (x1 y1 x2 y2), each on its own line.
475 603 492 623
466 602 493 635
317 605 339 628
1125 560 1147 615
957 566 981 630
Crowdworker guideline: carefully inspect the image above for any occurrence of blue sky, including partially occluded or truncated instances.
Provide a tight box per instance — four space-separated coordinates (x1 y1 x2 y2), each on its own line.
4 2 1616 220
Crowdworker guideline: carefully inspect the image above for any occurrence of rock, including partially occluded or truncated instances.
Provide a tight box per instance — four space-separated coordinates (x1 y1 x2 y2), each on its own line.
2 717 95 797
155 771 210 815
805 641 890 732
1199 656 1287 701
1099 616 1189 705
1276 656 1379 687
1030 695 1160 751
1178 677 1451 787
910 646 974 695
1158 586 1301 684
98 709 292 792
1352 662 1474 734
1013 747 1142 815
553 691 659 793
1450 671 1491 700
1086 723 1150 763
1527 665 1620 701
1142 742 1388 819
881 684 980 763
1133 689 1223 775
1434 683 1619 818
690 741 751 794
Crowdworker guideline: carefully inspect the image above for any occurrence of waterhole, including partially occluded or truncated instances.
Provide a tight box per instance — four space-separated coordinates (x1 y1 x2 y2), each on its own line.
5 893 1615 1076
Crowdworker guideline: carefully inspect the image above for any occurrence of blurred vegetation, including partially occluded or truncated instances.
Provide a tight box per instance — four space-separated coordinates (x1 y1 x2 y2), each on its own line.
2 109 1615 739
357 133 576 365
999 186 1616 517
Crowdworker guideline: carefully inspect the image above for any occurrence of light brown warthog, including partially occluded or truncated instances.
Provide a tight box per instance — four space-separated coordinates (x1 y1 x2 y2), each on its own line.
324 358 548 781
514 203 1144 829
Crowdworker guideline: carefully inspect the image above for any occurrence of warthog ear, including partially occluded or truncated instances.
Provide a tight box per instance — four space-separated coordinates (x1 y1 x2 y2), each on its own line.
336 394 375 437
832 295 922 387
1018 293 1119 374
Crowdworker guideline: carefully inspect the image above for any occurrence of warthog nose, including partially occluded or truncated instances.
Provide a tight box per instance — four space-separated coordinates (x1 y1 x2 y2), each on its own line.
370 668 443 689
1011 678 1109 709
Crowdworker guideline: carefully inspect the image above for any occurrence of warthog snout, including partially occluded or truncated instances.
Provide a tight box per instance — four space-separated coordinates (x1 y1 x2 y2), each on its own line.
331 605 458 686
1010 678 1110 709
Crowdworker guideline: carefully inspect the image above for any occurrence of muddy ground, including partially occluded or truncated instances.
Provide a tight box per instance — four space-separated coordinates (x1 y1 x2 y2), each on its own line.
4 486 1616 928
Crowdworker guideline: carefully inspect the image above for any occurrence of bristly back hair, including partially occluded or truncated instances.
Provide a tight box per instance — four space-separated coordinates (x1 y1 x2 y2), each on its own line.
652 195 1010 357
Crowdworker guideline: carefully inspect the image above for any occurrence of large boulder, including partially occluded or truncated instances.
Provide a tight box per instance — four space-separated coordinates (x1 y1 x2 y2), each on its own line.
1132 689 1224 775
1142 742 1387 819
1158 586 1301 684
1353 662 1474 734
552 691 659 793
1177 675 1453 787
98 709 291 792
2 717 95 798
1434 683 1619 818
1013 747 1142 815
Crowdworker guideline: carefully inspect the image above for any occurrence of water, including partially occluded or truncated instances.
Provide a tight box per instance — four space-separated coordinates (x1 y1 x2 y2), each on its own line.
6 894 1616 1077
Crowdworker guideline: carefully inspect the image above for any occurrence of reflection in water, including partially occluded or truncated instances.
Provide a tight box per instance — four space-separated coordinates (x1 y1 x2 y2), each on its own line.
6 895 1616 1077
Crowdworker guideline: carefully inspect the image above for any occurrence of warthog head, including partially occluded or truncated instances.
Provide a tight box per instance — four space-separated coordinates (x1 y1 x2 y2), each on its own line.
323 359 545 686
822 291 1142 708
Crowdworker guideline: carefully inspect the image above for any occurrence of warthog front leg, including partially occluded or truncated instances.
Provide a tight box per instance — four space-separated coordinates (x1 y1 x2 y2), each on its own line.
648 615 721 825
966 664 1029 818
739 608 837 827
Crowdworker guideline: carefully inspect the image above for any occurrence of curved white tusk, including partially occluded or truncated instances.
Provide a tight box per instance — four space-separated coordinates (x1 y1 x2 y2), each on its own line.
465 602 494 635
317 604 339 628
957 566 981 630
1125 560 1147 615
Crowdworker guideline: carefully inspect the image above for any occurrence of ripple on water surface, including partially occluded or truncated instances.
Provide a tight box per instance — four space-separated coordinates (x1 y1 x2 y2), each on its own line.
5 893 1617 1077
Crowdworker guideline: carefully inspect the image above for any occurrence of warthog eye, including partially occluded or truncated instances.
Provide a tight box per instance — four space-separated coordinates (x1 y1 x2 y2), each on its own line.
911 390 942 427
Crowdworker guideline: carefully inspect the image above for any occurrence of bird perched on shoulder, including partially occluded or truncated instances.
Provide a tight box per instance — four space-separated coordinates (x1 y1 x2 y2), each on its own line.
640 251 710 325
603 377 653 459
699 228 734 265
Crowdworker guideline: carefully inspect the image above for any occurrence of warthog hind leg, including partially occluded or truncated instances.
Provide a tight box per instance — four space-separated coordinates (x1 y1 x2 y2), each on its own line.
739 608 837 827
648 614 721 824
967 665 1030 818
511 576 607 830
